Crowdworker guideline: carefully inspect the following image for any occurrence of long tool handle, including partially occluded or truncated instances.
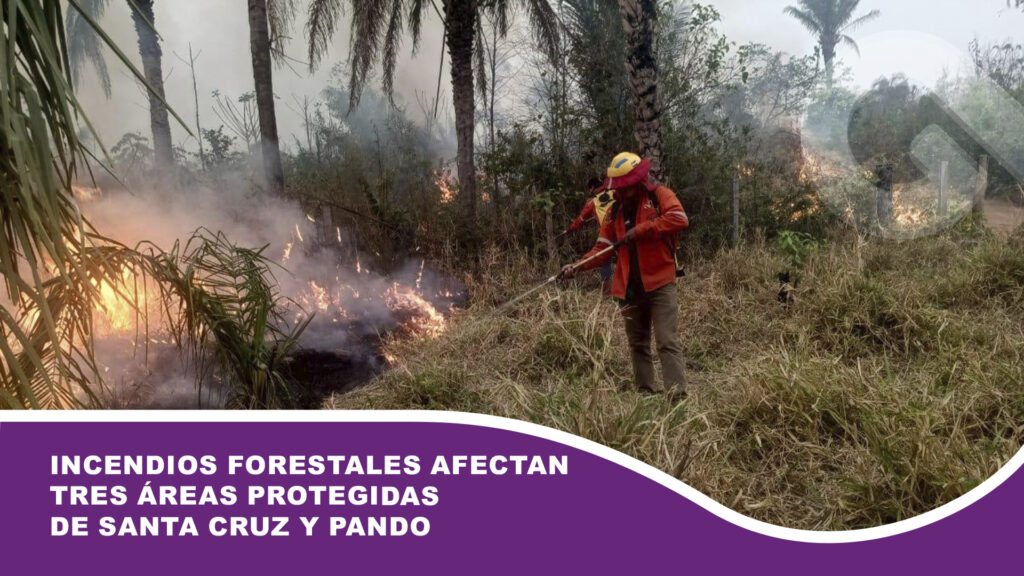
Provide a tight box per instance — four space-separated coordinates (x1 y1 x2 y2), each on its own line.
490 243 620 317
554 217 595 241
490 275 560 317
568 242 619 272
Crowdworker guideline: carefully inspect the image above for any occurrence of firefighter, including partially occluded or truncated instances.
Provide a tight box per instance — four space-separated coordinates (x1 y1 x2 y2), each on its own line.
560 153 690 399
567 177 617 283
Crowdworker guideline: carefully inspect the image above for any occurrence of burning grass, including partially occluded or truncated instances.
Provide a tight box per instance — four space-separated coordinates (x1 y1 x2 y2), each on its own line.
83 250 456 409
325 222 1024 530
52 185 459 409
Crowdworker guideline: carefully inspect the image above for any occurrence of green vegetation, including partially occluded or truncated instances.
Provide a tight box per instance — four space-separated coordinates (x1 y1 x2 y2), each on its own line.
327 223 1024 529
1 2 296 408
1 0 150 408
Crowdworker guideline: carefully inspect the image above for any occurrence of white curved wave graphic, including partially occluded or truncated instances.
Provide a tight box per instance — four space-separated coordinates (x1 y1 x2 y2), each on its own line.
4 410 1021 543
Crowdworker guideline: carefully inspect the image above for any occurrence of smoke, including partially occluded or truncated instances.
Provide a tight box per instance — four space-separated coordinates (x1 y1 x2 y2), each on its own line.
75 1 452 154
79 178 461 408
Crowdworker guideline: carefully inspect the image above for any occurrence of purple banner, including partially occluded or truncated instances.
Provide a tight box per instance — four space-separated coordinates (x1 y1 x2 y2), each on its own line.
0 420 1019 574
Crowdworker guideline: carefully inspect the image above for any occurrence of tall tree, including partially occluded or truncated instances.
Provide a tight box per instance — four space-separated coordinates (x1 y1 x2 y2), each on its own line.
784 0 880 88
247 0 294 196
618 0 665 182
306 0 559 224
131 0 174 168
66 0 175 169
65 0 113 97
561 0 632 161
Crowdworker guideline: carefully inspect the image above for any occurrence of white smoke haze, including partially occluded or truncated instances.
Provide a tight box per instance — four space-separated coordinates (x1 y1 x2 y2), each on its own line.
71 0 1024 154
75 0 452 151
79 179 461 409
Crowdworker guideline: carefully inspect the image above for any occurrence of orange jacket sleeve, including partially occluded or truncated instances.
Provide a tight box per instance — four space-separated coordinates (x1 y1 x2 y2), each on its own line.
577 213 618 271
568 199 596 232
634 187 689 240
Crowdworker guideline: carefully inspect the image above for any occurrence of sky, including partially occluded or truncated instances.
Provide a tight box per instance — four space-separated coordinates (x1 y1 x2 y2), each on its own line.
76 0 1024 153
714 0 1024 89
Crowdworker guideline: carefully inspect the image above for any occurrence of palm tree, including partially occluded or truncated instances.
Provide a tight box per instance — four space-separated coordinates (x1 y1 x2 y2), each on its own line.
66 0 113 97
306 0 559 224
131 0 175 168
2 0 177 407
248 0 295 196
65 0 175 169
784 0 880 87
561 0 631 159
618 0 664 182
4 2 303 409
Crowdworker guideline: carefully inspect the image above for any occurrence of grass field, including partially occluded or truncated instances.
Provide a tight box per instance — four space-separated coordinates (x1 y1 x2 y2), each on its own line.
325 220 1024 530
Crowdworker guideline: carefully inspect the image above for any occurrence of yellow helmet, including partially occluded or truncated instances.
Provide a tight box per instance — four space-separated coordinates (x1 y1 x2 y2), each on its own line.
607 152 643 179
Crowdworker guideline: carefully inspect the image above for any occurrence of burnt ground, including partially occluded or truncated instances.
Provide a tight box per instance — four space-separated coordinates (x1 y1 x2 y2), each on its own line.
96 283 467 409
284 302 466 408
284 347 386 408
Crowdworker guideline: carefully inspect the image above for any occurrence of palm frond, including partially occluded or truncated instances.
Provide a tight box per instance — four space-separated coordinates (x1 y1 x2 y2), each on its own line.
267 0 297 62
7 231 306 409
783 6 823 35
835 0 860 21
156 230 308 409
347 0 392 109
2 0 193 408
65 0 112 97
841 9 880 33
840 34 861 57
492 0 511 37
2 1 98 408
382 0 407 101
66 0 192 131
408 0 430 54
519 0 560 61
306 0 346 70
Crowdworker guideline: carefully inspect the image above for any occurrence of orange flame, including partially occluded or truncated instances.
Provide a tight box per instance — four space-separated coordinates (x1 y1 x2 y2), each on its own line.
435 169 456 205
386 283 447 338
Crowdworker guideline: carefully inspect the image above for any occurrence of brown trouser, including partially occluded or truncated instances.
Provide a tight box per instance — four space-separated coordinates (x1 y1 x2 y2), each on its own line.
620 284 686 393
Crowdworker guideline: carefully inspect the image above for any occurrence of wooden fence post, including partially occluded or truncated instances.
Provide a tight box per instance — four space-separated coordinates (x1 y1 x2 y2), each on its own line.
973 155 989 216
545 203 557 271
876 160 894 228
939 160 949 218
731 176 740 248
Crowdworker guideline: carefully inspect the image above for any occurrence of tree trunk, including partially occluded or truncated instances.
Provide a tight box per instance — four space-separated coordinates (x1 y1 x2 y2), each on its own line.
821 41 836 89
248 0 285 195
130 0 173 169
445 0 478 224
488 19 499 206
545 205 557 272
619 0 664 183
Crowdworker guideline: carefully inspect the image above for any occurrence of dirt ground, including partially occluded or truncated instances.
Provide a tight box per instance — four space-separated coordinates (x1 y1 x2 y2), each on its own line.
984 199 1024 235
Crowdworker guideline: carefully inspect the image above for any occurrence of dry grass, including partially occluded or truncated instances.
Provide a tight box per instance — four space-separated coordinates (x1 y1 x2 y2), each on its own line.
324 223 1024 530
